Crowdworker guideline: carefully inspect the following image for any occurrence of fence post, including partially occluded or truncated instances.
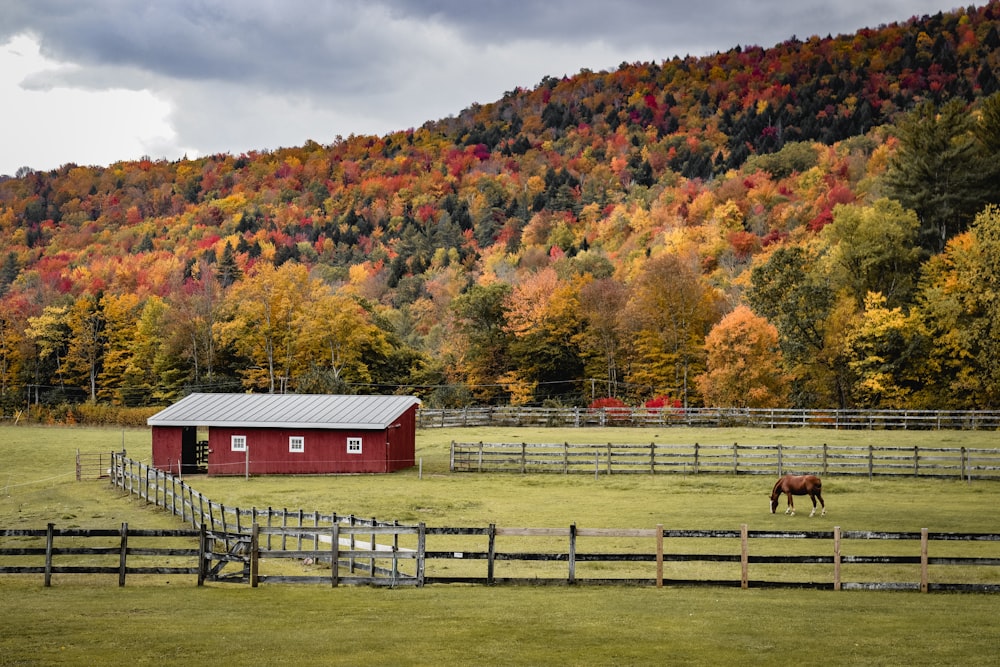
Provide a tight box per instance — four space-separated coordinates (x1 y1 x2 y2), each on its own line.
833 526 841 591
521 442 526 474
197 523 207 586
822 443 828 475
920 528 929 593
44 523 55 587
606 443 612 475
693 442 700 474
868 445 874 480
656 524 664 588
118 522 128 587
417 523 426 587
650 442 656 474
740 524 749 589
349 515 356 573
732 442 739 475
568 524 576 585
76 449 81 481
370 516 377 575
250 523 259 588
913 446 919 476
487 523 496 585
777 444 783 476
330 522 339 587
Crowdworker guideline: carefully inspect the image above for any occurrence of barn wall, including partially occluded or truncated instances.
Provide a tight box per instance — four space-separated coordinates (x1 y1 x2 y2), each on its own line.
206 426 396 475
386 404 418 471
151 426 183 475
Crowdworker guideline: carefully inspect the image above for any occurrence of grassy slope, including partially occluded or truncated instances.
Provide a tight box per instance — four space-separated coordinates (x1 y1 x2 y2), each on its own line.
1 425 999 666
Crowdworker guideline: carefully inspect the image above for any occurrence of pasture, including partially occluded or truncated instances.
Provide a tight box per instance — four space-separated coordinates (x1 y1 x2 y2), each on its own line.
2 424 999 665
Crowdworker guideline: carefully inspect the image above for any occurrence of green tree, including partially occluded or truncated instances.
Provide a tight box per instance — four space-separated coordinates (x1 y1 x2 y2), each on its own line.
449 282 513 405
578 277 630 399
883 99 992 252
822 199 924 308
746 244 847 407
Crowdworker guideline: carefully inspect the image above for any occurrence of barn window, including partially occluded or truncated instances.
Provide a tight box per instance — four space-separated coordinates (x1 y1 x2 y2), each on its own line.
231 435 247 452
347 437 362 454
289 436 304 453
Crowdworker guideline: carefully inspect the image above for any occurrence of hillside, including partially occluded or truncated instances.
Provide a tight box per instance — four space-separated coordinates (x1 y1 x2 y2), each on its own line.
2 2 1000 413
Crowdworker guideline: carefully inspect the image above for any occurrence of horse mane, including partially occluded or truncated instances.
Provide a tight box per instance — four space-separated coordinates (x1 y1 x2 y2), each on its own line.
770 476 785 498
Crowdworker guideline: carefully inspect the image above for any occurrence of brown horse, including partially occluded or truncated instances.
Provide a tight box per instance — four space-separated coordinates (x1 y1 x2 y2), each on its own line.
770 474 825 517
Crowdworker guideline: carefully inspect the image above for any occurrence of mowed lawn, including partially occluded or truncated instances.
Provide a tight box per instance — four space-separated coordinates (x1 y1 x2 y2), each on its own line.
1 424 999 666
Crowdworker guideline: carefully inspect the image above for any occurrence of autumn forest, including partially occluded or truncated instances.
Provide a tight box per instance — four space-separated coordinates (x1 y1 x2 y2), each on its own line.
3 4 1000 416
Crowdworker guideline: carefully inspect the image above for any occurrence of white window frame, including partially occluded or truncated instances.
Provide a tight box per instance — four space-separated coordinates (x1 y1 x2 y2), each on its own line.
346 437 362 454
231 435 247 452
289 436 305 453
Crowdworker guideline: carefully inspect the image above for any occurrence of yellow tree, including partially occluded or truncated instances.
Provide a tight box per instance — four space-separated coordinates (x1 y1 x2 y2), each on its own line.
0 295 30 403
25 304 71 397
843 292 927 409
215 262 314 392
695 305 789 408
295 288 391 391
64 295 104 402
624 253 724 406
502 267 586 405
98 292 143 404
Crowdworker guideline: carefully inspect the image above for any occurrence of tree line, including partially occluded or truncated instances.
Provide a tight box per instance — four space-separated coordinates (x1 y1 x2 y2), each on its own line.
2 5 1000 413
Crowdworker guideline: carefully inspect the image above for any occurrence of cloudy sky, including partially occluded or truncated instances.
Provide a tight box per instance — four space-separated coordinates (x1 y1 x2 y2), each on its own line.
0 0 962 176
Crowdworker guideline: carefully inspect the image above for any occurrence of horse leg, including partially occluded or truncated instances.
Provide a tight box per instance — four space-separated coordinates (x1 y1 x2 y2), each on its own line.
817 491 826 516
809 493 817 517
785 492 794 515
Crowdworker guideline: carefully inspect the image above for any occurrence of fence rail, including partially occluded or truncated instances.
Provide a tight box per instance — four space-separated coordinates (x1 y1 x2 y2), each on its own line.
449 441 1000 479
419 407 1000 430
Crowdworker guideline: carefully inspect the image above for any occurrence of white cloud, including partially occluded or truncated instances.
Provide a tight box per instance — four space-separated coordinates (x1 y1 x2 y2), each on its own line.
1 34 181 174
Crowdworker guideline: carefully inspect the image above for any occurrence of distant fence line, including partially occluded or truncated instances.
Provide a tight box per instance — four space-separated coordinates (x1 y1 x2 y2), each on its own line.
418 407 1000 430
449 441 1000 480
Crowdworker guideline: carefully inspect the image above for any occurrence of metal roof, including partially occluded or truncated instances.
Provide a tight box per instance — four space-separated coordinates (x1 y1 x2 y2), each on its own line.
147 393 420 430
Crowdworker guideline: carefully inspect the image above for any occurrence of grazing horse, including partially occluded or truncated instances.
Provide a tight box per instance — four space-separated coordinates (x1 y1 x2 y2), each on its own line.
770 474 825 517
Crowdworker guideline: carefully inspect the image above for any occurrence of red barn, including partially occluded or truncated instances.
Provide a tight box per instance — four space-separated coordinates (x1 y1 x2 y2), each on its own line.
148 393 420 476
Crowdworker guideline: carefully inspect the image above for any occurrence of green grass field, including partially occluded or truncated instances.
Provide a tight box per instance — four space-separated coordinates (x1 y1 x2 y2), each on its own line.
2 424 999 666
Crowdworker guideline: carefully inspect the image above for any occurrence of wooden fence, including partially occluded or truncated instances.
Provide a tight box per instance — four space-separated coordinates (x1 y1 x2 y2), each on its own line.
419 406 1000 430
108 453 422 585
0 523 210 586
4 521 999 592
0 522 423 587
449 441 1000 479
